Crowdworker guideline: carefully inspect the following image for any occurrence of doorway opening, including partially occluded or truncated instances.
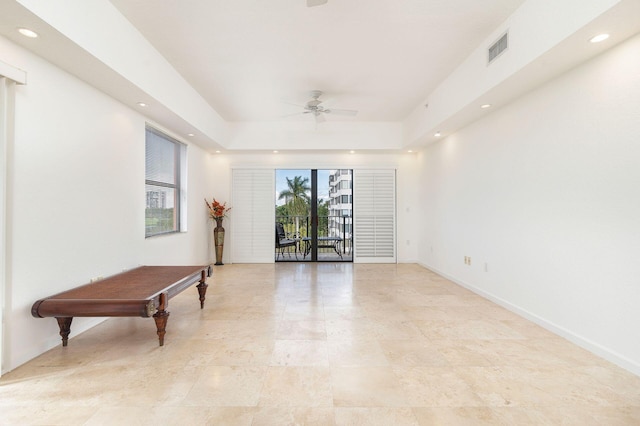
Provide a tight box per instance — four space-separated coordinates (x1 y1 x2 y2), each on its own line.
275 169 352 262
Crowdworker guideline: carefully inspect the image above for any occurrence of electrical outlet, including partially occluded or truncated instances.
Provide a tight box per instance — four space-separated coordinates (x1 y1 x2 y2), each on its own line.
464 256 472 265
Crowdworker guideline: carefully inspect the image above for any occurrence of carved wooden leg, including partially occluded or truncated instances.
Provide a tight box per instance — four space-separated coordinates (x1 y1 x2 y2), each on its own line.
197 282 208 309
56 317 73 347
153 310 170 346
153 292 170 346
197 270 208 309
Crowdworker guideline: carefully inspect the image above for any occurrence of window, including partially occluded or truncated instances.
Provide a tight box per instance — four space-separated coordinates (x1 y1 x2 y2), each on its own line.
145 126 186 237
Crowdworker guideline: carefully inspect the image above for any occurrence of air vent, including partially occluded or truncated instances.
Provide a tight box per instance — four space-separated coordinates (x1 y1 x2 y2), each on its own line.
488 32 508 64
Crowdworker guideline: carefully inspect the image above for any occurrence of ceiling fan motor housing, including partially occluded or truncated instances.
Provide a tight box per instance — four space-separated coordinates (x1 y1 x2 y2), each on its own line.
297 90 357 119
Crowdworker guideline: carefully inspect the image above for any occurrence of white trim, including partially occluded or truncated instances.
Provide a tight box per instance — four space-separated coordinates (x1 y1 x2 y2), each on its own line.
0 60 26 85
418 261 640 377
230 163 400 170
0 77 16 376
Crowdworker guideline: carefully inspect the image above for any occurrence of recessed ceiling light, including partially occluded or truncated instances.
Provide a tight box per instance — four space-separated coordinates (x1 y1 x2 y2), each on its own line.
187 133 195 137
349 150 355 154
434 132 441 137
480 104 492 109
408 150 413 153
18 28 38 38
215 150 221 154
273 150 279 154
590 34 609 43
137 102 147 107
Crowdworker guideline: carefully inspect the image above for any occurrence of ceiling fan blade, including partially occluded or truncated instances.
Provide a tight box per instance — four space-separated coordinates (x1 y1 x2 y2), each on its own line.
325 108 358 116
307 0 328 7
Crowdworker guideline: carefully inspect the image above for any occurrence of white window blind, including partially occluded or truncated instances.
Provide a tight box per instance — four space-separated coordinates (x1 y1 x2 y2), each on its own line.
231 169 275 263
353 169 396 263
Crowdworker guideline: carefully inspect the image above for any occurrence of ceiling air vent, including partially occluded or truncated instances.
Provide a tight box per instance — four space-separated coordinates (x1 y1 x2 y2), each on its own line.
488 31 508 64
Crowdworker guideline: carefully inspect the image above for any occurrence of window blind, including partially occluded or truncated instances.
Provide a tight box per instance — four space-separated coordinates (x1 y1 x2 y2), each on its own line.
231 169 275 263
353 169 396 263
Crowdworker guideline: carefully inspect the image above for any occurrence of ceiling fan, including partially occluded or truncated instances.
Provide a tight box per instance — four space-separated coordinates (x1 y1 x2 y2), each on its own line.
307 0 328 7
288 90 358 124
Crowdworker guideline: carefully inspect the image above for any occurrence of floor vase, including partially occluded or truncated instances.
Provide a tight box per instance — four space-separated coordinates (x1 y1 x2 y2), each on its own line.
214 218 225 265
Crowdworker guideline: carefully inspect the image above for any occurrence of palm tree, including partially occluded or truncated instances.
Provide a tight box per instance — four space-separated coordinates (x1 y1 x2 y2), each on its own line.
278 176 311 236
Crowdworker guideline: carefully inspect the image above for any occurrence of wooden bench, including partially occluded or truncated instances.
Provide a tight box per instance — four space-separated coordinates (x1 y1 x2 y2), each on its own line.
31 265 211 347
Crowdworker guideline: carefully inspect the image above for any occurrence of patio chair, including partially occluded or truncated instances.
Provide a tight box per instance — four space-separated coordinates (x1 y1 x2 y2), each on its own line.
275 222 298 260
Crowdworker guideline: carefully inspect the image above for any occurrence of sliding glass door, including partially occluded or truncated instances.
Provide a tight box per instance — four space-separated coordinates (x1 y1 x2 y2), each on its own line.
275 169 352 262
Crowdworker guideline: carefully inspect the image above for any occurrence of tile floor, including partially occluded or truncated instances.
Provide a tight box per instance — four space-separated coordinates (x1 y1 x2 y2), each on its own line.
1 263 639 425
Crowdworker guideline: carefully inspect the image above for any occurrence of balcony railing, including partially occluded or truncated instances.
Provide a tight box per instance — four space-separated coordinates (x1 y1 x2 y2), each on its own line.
275 215 352 259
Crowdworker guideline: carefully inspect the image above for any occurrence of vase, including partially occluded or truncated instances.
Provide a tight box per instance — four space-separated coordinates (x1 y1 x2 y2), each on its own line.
213 217 225 265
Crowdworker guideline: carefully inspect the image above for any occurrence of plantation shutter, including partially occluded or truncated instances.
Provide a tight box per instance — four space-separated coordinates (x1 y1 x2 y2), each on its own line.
353 169 396 263
231 169 275 263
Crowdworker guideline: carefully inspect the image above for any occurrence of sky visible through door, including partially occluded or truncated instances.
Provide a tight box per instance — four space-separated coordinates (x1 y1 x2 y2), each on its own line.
275 169 330 205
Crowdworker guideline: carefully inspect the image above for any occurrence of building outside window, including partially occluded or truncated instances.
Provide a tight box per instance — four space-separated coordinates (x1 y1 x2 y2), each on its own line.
328 169 353 253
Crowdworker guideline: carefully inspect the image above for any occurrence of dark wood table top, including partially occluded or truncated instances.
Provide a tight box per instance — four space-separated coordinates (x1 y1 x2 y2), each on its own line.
42 266 207 300
32 265 209 318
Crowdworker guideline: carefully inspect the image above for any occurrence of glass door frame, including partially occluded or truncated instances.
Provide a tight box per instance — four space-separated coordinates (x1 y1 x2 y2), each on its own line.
275 168 352 263
310 169 318 261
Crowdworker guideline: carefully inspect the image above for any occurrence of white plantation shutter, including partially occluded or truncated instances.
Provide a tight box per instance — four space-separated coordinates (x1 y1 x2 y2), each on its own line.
231 169 275 263
353 169 396 263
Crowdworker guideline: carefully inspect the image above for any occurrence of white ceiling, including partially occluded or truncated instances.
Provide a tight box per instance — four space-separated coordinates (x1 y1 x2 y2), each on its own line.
1 0 638 152
108 0 526 122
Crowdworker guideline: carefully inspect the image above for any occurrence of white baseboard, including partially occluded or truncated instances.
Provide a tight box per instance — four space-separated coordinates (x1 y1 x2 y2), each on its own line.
7 317 106 374
418 261 640 377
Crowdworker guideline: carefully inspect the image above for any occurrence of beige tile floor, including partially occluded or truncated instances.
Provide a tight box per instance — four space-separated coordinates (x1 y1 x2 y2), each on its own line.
1 263 639 425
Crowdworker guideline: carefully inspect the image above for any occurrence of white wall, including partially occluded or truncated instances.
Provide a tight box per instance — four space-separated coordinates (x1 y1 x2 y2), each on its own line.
402 0 637 148
227 122 403 151
14 0 229 149
1 32 419 372
207 152 420 264
417 33 640 375
1 36 215 373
